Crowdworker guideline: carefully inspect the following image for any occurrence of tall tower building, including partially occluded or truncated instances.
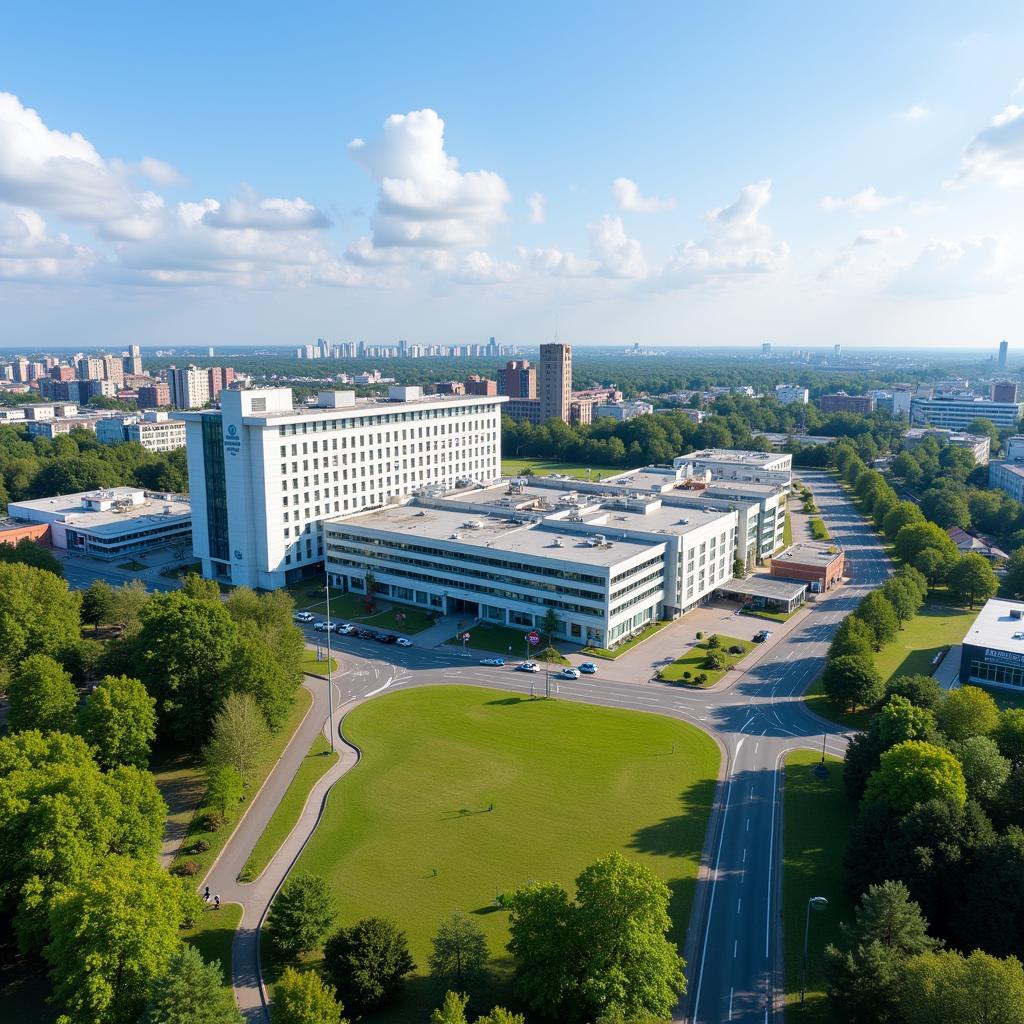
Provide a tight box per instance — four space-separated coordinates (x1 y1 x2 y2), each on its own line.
168 365 211 409
539 343 572 423
999 339 1009 369
834 343 842 359
762 342 772 357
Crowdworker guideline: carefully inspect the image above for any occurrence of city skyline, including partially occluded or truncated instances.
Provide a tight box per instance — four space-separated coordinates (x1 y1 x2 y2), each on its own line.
3 2 1024 348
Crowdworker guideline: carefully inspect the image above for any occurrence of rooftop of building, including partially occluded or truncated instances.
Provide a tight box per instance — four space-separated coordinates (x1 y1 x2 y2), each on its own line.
905 427 987 441
325 501 661 568
717 575 808 601
8 487 190 536
771 541 844 567
675 448 790 464
963 598 1024 651
991 460 1024 477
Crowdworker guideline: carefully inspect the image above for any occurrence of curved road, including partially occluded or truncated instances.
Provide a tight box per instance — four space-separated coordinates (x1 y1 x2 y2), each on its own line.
203 470 890 1022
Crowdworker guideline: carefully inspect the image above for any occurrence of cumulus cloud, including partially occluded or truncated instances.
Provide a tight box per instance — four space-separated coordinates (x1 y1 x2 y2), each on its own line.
0 204 97 281
823 227 907 286
134 156 186 186
949 103 1024 187
891 235 1008 294
902 104 929 121
527 192 545 224
820 186 902 214
663 180 788 285
854 226 907 246
449 250 519 284
612 177 676 213
521 245 596 277
202 188 331 231
348 108 510 249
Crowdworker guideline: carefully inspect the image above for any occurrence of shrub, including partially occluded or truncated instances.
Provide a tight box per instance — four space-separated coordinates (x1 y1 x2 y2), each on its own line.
192 839 211 853
729 645 743 655
202 812 224 832
706 634 721 649
682 671 691 680
695 673 709 685
695 631 704 641
704 649 727 670
173 860 200 876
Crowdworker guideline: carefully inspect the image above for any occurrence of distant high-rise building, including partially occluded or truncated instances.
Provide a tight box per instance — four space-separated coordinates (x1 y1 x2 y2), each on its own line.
168 365 211 409
539 343 572 424
486 336 499 357
762 342 772 356
102 354 124 387
465 375 497 396
77 356 104 381
50 365 76 381
497 360 536 399
137 383 171 409
122 344 143 375
834 343 842 359
993 381 1019 403
208 347 215 358
820 392 875 415
999 340 1009 369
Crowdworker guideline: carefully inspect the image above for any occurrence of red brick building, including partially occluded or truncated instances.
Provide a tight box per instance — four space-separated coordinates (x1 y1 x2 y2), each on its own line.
770 541 845 593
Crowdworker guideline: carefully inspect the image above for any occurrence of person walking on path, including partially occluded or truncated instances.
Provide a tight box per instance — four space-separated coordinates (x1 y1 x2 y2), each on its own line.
203 886 211 902
214 894 221 911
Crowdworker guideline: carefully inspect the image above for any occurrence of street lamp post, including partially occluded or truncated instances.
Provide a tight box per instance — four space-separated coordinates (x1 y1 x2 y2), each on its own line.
801 896 829 1005
324 567 336 754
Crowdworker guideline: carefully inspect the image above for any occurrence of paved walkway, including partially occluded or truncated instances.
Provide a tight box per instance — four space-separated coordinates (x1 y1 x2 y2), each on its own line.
934 644 962 690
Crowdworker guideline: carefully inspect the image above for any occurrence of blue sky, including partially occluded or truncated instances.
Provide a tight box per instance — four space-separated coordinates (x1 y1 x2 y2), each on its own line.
2 1 1024 348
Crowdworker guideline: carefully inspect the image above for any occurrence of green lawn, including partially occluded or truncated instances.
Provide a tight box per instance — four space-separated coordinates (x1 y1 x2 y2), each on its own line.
299 649 339 676
289 586 437 634
446 622 569 662
740 606 796 624
171 687 313 879
238 733 339 882
581 620 671 659
657 635 755 685
804 603 974 730
501 458 621 481
782 751 856 1024
278 686 720 1021
808 518 830 541
784 508 794 547
184 902 244 985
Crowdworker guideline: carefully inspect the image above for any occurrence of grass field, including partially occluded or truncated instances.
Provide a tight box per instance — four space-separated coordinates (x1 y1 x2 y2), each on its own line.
782 751 856 1024
277 686 720 1021
581 620 671 659
239 733 339 882
658 635 755 685
184 902 244 984
784 508 794 547
740 607 795 623
445 623 568 661
804 603 974 729
808 518 831 541
288 583 437 634
501 458 621 481
171 687 313 879
299 649 339 676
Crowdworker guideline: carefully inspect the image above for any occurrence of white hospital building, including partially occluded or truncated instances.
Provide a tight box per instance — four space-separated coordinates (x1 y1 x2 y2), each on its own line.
181 387 506 589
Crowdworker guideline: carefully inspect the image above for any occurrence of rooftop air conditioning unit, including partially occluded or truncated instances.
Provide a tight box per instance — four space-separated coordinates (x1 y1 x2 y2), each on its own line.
1012 609 1024 620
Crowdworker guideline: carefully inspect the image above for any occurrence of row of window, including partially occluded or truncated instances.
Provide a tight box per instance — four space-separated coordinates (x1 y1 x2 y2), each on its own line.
276 405 502 435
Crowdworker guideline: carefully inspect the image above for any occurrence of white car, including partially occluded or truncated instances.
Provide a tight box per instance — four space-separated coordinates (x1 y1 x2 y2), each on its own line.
293 611 315 623
517 661 540 673
395 637 412 647
558 668 581 680
313 620 336 632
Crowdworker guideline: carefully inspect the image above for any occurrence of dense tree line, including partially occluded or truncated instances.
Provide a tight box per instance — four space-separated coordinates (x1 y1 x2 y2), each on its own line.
0 424 188 511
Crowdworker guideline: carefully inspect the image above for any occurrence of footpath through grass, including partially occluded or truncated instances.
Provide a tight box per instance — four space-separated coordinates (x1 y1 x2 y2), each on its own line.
280 685 720 1021
658 635 755 686
501 458 621 480
238 732 339 882
581 620 671 659
783 751 856 1024
804 603 975 730
171 687 313 880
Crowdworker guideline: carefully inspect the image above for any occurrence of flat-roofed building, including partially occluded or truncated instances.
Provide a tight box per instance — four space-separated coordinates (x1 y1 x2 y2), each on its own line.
820 392 876 415
959 598 1024 691
770 541 845 593
911 393 1022 430
904 428 990 465
775 384 809 405
96 411 186 452
594 400 654 421
674 448 793 487
7 487 190 560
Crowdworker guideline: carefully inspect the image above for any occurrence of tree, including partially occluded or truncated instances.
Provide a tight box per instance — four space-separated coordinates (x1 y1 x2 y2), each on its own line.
885 674 943 712
181 572 222 602
272 967 345 1024
205 764 244 817
901 949 1024 1024
854 591 899 650
0 561 80 672
881 576 923 626
78 674 157 769
952 735 1011 805
542 605 560 642
267 874 337 959
920 486 971 529
953 826 1024 957
230 622 300 733
107 578 150 635
882 500 925 540
7 653 78 734
947 552 999 609
323 918 414 1014
937 685 999 742
1003 547 1024 599
132 591 239 743
913 547 952 587
475 1009 525 1024
507 853 685 1023
893 522 960 567
994 708 1024 766
877 696 937 749
81 579 114 635
844 729 884 803
429 911 489 992
140 944 243 1024
431 991 469 1024
829 616 875 660
732 557 747 578
863 741 967 815
203 692 270 785
821 654 884 713
45 855 190 1024
895 565 929 602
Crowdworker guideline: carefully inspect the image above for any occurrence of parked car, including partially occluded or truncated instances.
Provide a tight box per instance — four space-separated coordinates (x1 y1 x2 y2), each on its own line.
753 630 772 643
313 620 336 632
383 634 399 644
517 661 540 673
331 622 353 634
372 632 390 642
578 662 598 674
395 637 412 647
293 611 315 623
481 657 505 666
356 628 375 639
558 668 581 679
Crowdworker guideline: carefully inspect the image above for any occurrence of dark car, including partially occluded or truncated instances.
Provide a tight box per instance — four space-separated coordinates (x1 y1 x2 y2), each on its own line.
356 628 375 639
372 631 389 642
383 634 398 644
753 630 772 643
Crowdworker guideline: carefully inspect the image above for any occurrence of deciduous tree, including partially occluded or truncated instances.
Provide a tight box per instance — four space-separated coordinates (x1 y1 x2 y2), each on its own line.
324 917 415 1014
854 592 899 650
947 552 999 609
78 674 157 769
821 654 884 713
7 653 78 734
267 874 337 959
203 692 269 785
272 967 345 1024
81 579 114 634
937 685 999 743
429 911 490 992
863 741 967 815
0 561 80 672
901 949 1024 1024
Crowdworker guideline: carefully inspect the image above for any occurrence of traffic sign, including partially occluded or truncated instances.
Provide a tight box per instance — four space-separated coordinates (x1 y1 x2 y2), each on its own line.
527 631 540 645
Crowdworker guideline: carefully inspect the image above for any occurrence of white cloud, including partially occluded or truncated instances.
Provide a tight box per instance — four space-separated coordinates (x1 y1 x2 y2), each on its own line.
0 204 97 281
587 214 647 278
348 108 510 249
612 177 676 213
854 226 907 246
134 156 185 186
202 187 331 231
891 235 1008 294
527 192 545 224
450 250 519 285
521 245 596 277
902 104 929 121
950 103 1024 187
823 227 907 287
663 180 788 285
819 186 902 214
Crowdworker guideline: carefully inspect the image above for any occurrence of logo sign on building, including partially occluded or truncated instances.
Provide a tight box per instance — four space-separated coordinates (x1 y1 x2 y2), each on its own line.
984 647 1024 667
224 422 242 457
527 631 540 646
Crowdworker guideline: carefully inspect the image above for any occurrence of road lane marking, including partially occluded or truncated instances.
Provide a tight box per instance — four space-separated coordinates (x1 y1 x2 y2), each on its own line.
737 898 742 914
734 939 738 958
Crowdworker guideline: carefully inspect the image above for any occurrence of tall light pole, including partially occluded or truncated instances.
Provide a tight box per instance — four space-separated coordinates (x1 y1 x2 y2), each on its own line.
801 896 829 1004
323 565 336 754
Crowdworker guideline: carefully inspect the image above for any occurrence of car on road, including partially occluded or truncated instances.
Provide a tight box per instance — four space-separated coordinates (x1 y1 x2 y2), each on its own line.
356 628 375 639
578 662 598 674
395 637 412 647
558 668 581 679
516 661 540 672
382 634 399 644
372 632 391 643
332 622 354 634
313 620 336 632
480 657 505 666
753 629 772 643
293 611 315 623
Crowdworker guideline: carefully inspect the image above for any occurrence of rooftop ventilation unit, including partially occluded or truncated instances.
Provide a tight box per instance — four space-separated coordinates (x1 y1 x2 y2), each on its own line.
1014 631 1024 640
1012 609 1024 620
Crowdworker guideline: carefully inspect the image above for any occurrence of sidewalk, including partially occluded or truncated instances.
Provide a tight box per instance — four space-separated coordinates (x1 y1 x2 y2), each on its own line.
412 612 465 648
933 644 962 690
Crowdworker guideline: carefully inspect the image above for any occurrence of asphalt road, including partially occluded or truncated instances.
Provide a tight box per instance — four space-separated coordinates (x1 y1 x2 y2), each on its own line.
200 470 890 1022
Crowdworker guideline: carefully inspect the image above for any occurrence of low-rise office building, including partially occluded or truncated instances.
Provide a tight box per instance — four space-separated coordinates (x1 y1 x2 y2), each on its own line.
987 435 1024 503
911 393 1022 431
770 541 845 593
959 598 1024 691
904 428 991 465
594 400 654 421
774 384 809 406
820 392 876 415
674 449 793 487
96 411 186 452
7 487 191 560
